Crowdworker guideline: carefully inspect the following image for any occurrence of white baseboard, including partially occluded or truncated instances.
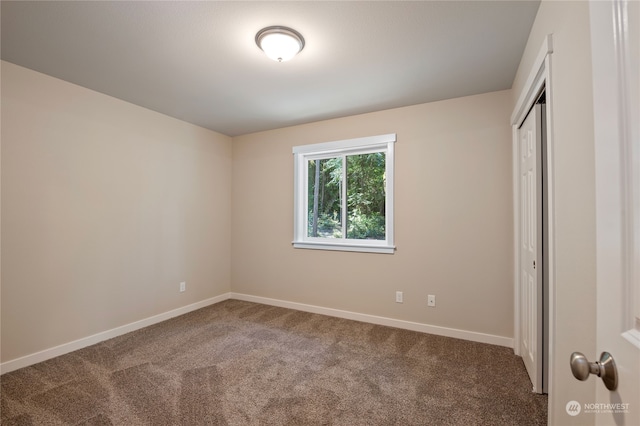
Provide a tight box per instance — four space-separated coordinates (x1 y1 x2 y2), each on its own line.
231 293 514 348
0 293 232 374
1 292 513 375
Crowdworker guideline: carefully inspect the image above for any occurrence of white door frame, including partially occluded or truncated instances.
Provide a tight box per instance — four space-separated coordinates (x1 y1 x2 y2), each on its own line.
511 32 554 401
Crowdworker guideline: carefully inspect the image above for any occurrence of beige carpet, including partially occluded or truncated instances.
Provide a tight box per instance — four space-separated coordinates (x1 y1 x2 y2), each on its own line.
1 299 547 425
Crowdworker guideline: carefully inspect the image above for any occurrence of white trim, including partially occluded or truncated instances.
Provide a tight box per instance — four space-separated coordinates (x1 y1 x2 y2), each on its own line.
511 35 553 125
231 292 514 348
385 137 395 249
591 0 640 350
293 134 396 254
511 121 524 361
1 292 514 375
623 329 640 349
512 36 554 355
511 34 554 360
292 241 395 254
511 33 555 402
614 0 640 348
0 293 231 374
292 133 396 155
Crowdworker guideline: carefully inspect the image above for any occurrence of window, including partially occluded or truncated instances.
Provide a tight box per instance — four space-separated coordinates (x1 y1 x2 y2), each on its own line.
293 133 395 254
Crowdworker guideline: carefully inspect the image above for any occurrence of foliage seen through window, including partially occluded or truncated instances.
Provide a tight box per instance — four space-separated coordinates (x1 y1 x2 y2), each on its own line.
307 152 385 240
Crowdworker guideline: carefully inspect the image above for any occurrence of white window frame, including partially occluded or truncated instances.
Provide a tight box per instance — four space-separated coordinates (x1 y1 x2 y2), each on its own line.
293 133 396 254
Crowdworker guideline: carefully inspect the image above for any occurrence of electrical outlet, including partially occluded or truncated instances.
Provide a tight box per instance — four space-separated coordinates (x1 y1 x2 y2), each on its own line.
396 291 403 303
180 282 186 292
427 294 436 307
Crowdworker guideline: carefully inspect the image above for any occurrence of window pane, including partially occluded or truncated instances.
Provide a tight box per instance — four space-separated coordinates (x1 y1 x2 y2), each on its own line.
308 157 343 238
346 152 386 240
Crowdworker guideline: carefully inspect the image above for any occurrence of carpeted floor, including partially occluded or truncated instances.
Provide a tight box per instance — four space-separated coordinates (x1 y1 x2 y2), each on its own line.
1 299 547 425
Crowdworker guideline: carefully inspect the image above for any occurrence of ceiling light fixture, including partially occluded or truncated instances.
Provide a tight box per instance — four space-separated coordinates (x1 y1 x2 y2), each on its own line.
255 26 305 62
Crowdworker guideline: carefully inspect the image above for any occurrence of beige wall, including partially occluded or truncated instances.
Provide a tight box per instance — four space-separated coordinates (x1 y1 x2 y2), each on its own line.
2 61 514 366
1 61 233 363
511 1 597 424
232 90 514 339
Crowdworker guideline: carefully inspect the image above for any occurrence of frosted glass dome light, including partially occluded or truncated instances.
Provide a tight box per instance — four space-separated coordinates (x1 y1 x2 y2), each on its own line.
256 26 305 62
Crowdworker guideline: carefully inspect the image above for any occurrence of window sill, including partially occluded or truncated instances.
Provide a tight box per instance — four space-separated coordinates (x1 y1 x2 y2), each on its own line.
292 241 395 254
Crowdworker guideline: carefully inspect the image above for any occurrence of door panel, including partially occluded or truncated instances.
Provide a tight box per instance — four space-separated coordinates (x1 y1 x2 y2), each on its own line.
591 0 640 424
519 104 543 393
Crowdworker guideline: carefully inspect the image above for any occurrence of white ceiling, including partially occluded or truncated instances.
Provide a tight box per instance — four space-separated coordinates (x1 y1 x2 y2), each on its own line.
1 1 540 137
